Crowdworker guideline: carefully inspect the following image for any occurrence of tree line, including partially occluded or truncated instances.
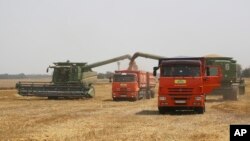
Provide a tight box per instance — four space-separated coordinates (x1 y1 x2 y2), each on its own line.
0 72 113 79
242 67 250 77
1 68 250 79
0 74 51 79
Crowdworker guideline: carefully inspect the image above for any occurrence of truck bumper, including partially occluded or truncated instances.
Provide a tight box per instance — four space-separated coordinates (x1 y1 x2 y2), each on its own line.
158 94 205 108
112 91 138 100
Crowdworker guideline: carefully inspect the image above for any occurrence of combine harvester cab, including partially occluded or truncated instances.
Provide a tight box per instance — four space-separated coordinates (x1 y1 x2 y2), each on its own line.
16 55 131 99
154 57 222 114
112 70 156 101
205 56 245 100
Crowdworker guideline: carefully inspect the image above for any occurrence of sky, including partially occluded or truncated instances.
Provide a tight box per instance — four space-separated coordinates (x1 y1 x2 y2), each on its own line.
0 0 249 74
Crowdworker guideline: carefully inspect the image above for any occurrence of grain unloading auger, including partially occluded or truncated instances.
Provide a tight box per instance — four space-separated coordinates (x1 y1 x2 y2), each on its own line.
16 55 131 99
128 52 166 70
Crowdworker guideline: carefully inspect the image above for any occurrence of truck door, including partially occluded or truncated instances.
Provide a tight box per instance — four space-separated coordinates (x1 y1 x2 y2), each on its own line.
203 66 222 94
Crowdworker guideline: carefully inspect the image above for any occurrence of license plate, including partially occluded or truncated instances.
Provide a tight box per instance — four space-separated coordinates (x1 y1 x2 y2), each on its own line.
174 79 186 84
120 95 127 97
175 100 186 104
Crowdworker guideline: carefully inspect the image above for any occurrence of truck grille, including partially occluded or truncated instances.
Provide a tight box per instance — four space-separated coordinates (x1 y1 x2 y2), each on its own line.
169 94 192 105
120 88 127 91
168 88 193 93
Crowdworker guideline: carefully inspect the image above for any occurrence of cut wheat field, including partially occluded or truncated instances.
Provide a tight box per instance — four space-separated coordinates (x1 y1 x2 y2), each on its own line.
0 79 249 141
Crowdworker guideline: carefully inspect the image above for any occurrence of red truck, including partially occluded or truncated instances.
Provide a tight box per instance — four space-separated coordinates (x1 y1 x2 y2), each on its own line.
153 57 222 114
112 70 156 101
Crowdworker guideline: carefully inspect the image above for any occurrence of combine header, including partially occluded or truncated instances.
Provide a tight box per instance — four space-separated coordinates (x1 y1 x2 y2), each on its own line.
16 55 131 99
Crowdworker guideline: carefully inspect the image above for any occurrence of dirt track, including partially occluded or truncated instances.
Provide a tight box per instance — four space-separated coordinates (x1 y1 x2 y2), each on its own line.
0 81 249 141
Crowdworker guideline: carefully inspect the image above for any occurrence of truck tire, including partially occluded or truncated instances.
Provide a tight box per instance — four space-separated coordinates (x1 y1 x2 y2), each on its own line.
158 107 166 114
146 91 151 99
150 90 155 98
132 93 139 101
133 96 138 101
196 107 205 114
139 90 146 100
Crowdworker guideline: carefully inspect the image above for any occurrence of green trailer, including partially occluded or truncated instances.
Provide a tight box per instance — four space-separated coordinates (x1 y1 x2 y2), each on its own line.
205 57 245 100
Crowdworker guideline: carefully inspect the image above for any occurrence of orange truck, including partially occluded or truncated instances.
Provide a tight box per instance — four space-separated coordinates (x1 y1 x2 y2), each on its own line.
112 70 156 101
153 57 222 114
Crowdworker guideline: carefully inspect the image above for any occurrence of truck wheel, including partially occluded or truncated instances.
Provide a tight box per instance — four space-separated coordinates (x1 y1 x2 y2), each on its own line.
134 94 139 101
158 107 166 114
146 91 151 99
131 93 138 101
196 107 205 114
150 90 155 98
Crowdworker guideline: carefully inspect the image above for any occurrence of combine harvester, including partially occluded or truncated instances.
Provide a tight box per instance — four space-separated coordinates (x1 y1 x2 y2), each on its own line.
154 57 222 114
112 52 165 101
16 55 131 99
204 55 245 100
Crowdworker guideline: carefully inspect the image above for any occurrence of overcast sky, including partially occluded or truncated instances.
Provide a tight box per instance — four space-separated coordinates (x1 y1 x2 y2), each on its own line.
0 0 249 74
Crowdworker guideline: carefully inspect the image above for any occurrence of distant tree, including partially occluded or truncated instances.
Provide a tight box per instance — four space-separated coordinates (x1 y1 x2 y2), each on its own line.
97 71 114 79
17 73 26 79
242 67 250 77
97 73 105 79
0 74 8 79
106 71 114 78
0 73 26 79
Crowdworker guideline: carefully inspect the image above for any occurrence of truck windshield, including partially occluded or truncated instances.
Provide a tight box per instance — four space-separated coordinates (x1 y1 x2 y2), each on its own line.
161 65 200 77
113 74 136 82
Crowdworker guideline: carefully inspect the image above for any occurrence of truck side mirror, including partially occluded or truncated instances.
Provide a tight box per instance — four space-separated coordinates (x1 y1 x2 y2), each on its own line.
153 67 159 76
46 67 49 73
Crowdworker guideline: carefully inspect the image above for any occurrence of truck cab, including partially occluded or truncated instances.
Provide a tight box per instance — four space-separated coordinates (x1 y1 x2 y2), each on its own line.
112 70 156 101
112 72 139 100
154 57 221 114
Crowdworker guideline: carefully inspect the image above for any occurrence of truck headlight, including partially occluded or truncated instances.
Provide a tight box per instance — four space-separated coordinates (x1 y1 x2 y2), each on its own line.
195 96 202 101
159 96 166 101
